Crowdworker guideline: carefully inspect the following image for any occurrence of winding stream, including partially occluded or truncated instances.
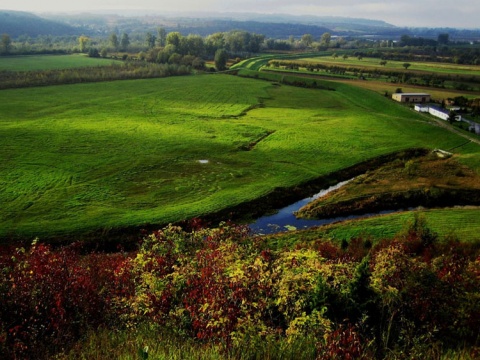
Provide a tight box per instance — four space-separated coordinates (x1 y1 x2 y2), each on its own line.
249 179 397 235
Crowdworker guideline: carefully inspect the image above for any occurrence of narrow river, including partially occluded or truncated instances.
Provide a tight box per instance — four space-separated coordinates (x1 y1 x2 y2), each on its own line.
249 179 396 235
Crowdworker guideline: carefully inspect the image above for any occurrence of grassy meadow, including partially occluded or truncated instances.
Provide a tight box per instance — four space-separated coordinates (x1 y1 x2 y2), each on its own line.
0 54 121 71
1 73 479 241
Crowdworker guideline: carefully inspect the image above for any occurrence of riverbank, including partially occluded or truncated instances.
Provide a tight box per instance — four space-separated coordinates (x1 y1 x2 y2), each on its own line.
296 152 480 219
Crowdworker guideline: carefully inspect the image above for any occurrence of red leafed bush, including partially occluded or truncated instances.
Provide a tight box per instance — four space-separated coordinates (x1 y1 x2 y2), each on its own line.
0 241 126 359
317 323 370 359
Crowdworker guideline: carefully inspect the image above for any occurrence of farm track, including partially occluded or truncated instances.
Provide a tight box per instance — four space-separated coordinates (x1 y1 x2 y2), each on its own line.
430 118 480 146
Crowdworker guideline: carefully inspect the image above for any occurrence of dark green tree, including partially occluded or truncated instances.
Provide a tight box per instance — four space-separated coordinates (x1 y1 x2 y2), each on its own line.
145 32 156 49
437 33 449 45
184 34 205 57
1 33 12 54
205 32 225 56
168 53 182 64
320 32 331 46
109 33 119 50
301 33 313 47
214 48 228 71
166 32 182 48
88 48 100 58
224 31 246 53
120 33 130 51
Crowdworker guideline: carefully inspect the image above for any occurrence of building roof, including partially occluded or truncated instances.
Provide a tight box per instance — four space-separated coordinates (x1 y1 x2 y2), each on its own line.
429 106 449 114
396 93 430 96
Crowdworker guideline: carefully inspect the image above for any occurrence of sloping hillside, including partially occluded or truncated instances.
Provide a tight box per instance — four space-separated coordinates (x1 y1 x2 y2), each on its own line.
0 10 80 37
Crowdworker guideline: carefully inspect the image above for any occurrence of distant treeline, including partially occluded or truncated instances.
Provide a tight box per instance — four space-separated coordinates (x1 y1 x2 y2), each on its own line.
0 62 191 89
369 48 480 66
267 60 480 91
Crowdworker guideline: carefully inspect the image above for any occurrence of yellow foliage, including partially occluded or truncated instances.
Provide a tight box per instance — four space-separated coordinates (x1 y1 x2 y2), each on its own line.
286 309 332 341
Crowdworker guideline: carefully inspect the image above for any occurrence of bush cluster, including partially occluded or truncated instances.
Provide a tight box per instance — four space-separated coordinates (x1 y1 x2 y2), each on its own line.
0 217 479 359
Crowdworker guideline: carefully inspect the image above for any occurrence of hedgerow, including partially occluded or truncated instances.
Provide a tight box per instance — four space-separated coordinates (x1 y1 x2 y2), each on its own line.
0 62 191 89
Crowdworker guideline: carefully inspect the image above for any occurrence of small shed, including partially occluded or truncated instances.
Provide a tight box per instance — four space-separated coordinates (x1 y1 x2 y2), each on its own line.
392 93 431 103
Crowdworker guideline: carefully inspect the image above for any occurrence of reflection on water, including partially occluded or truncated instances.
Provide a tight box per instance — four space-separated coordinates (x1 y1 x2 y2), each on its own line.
249 179 353 234
249 179 397 235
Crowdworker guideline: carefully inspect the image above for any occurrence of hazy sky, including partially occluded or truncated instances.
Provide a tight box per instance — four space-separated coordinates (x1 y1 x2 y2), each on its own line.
4 0 480 28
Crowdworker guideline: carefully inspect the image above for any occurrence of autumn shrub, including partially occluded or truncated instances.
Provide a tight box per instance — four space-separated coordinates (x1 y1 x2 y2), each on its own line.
369 228 480 354
1 218 479 359
316 323 372 359
0 241 127 359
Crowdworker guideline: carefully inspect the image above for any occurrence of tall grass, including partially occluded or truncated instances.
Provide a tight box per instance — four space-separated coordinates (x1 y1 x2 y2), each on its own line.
59 326 317 360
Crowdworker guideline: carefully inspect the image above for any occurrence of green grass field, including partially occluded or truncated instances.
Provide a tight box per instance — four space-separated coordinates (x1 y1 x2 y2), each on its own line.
1 74 479 241
267 208 480 250
0 54 121 71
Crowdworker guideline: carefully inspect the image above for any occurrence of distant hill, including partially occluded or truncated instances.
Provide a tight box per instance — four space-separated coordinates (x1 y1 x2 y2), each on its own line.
3 10 479 41
134 11 399 37
41 12 393 38
163 20 332 38
0 10 81 37
183 12 396 28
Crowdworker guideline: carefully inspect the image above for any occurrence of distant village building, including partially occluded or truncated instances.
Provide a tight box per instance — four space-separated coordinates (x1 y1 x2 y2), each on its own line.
392 93 431 103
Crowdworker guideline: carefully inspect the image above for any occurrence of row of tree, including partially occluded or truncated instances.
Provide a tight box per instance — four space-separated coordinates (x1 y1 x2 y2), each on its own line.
0 62 191 90
266 59 480 91
2 29 336 59
366 44 480 66
104 29 265 58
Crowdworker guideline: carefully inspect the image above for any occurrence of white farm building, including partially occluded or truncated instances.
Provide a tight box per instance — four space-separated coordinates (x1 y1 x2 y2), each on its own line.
414 105 463 122
392 93 431 103
428 106 450 121
414 104 430 112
